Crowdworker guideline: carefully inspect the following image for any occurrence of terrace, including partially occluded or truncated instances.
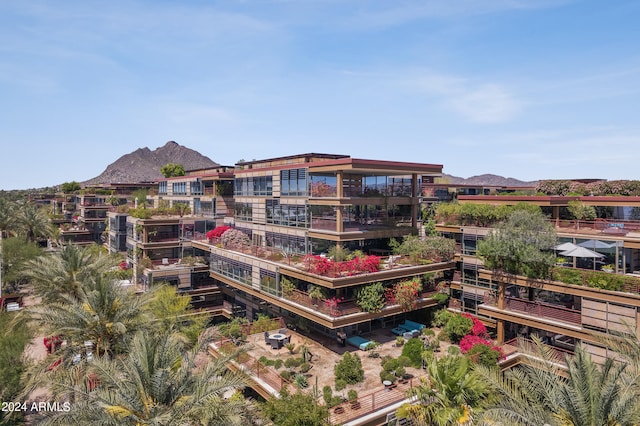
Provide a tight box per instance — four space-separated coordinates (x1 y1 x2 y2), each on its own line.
208 325 451 425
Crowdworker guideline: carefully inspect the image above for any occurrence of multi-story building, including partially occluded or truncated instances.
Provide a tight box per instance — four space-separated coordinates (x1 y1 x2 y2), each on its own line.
188 153 455 339
435 193 640 363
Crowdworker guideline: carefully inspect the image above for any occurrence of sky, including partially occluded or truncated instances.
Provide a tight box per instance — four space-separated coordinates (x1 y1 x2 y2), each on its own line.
1 0 639 190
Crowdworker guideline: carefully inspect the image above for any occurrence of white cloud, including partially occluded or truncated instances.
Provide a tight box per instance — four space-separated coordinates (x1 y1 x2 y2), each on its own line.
447 83 521 123
410 72 521 123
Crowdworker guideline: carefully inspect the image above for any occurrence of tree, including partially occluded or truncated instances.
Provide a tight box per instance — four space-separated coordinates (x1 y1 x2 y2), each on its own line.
567 200 597 222
334 351 364 385
60 181 81 193
475 336 640 426
0 311 31 426
399 354 492 425
38 330 258 426
356 282 386 313
14 202 53 243
160 162 186 178
31 274 152 360
23 244 119 303
477 209 557 279
147 285 207 347
261 387 329 426
0 237 42 294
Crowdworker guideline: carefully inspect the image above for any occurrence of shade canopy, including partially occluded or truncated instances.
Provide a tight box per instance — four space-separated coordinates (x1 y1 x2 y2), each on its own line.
559 246 605 258
554 242 580 252
577 239 614 250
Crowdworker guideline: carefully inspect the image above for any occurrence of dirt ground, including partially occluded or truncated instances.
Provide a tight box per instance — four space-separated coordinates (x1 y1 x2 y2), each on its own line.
246 326 452 399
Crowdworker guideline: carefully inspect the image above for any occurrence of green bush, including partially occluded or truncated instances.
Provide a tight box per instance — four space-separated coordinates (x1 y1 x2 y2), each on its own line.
447 345 461 355
432 293 449 305
273 359 283 369
294 374 309 388
395 366 406 377
422 328 435 337
379 370 396 384
397 356 412 368
401 338 425 368
335 378 346 391
383 358 400 372
432 309 453 327
334 352 364 385
280 370 292 381
347 389 358 402
466 343 502 367
323 385 333 405
396 337 405 346
300 362 311 373
443 314 473 343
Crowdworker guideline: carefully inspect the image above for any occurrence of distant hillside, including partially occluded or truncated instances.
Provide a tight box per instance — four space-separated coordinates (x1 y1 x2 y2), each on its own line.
443 173 537 187
83 141 219 185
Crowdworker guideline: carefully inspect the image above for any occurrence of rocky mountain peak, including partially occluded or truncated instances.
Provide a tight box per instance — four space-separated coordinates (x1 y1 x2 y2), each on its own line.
83 141 219 185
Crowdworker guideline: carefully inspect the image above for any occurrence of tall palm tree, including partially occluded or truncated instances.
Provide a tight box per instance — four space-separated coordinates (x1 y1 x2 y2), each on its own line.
14 201 53 243
23 243 119 303
31 274 151 359
37 331 259 426
399 354 493 425
475 336 640 426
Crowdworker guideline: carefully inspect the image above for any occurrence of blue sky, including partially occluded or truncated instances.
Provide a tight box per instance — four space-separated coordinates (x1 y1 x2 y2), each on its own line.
1 0 639 190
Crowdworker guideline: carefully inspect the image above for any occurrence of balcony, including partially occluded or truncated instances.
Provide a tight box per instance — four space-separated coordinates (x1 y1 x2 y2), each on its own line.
485 296 581 325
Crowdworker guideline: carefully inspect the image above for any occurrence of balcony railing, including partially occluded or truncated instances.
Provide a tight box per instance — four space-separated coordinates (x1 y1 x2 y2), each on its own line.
503 337 573 362
486 296 581 325
329 377 415 425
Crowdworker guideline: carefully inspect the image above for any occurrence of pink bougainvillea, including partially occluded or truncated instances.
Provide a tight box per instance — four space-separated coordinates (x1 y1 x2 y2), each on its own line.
459 335 492 353
462 312 488 337
206 226 232 240
324 296 344 317
303 255 381 277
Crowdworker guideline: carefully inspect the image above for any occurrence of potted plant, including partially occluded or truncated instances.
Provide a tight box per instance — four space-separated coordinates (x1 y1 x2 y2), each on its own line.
602 264 615 273
347 390 360 409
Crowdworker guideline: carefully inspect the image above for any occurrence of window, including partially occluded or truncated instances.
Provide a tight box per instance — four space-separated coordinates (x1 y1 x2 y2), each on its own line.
234 176 273 196
281 168 308 196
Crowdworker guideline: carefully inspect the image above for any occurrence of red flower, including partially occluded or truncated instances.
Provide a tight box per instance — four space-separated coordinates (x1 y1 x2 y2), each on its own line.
206 226 232 240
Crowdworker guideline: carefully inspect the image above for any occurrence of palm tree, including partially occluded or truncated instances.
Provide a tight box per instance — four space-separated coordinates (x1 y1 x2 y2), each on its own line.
31 274 151 359
23 243 119 303
37 331 259 426
14 201 53 243
399 354 492 425
475 336 640 426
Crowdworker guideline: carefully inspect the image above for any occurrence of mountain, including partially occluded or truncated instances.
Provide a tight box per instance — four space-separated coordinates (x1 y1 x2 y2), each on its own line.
443 173 537 187
83 141 219 185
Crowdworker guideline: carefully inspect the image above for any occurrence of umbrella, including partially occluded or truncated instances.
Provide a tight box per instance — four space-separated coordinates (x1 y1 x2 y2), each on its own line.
559 246 605 258
577 239 614 250
554 242 580 252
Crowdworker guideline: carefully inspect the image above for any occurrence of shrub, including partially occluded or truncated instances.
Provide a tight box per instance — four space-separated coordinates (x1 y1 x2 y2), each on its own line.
284 358 297 369
465 342 503 367
401 338 425 368
300 362 311 373
273 359 283 369
334 352 364 385
432 293 449 305
395 366 406 377
432 309 453 327
379 371 396 384
347 389 358 402
206 225 232 240
294 374 309 388
396 337 405 347
397 356 412 368
447 345 461 356
383 358 400 373
356 282 386 313
335 379 346 391
422 328 435 337
462 313 488 337
280 370 292 381
323 385 333 405
444 314 473 344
